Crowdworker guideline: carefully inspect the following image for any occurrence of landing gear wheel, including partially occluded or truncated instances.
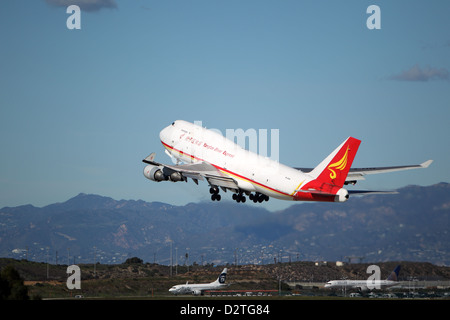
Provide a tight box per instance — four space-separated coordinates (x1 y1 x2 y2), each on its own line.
210 186 221 201
251 193 270 203
233 192 246 203
209 187 219 194
211 193 221 201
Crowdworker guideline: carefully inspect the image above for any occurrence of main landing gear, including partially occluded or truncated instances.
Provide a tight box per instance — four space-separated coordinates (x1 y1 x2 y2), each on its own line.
232 191 269 203
209 187 221 201
249 192 269 203
210 187 270 203
232 192 246 203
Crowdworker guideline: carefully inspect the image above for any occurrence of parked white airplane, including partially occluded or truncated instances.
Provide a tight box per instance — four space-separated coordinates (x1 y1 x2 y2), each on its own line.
169 268 228 295
143 120 432 203
324 265 401 291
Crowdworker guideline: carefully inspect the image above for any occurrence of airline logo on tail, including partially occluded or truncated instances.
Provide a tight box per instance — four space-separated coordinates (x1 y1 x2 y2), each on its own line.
309 137 361 189
328 146 349 180
387 265 401 282
219 272 226 284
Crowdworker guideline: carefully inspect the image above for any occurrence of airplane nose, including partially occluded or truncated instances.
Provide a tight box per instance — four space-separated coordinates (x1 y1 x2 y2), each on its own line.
159 125 172 143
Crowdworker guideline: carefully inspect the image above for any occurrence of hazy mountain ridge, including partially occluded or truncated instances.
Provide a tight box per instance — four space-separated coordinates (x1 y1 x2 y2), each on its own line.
0 183 448 265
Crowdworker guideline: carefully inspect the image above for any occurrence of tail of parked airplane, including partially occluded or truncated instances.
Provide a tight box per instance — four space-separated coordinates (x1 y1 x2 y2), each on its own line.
309 137 361 188
387 265 401 281
213 268 227 284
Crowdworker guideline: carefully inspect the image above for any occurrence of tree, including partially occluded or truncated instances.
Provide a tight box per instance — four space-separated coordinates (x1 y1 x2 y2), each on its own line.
0 265 29 300
124 257 143 265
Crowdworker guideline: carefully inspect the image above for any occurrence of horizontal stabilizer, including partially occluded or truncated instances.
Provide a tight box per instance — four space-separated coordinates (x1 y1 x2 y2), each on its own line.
296 189 341 197
348 190 398 195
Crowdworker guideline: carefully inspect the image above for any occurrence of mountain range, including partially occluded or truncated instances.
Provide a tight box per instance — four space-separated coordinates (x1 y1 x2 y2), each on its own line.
0 183 449 265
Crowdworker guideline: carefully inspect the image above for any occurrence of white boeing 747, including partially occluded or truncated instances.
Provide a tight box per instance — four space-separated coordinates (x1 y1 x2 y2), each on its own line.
325 265 401 291
143 120 432 203
169 268 228 295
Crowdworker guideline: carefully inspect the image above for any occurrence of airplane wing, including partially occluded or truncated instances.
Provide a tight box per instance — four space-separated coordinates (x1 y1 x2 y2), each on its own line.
345 160 433 182
295 160 433 184
142 153 239 190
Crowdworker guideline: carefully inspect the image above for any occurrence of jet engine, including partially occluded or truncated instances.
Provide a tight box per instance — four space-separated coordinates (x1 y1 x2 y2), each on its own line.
143 165 167 182
334 188 349 202
169 171 184 182
143 165 185 182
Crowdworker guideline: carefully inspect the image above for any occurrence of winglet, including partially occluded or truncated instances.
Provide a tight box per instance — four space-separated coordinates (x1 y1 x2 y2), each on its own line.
146 153 156 162
142 153 157 165
420 160 433 168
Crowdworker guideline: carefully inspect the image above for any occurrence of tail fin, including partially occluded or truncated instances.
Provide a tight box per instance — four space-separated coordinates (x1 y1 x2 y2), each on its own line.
309 137 361 188
387 265 401 281
215 268 227 284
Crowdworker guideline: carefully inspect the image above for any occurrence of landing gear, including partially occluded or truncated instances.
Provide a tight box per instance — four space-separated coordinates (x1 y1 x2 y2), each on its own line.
232 192 246 203
211 193 221 201
209 187 269 204
210 187 221 201
249 192 269 203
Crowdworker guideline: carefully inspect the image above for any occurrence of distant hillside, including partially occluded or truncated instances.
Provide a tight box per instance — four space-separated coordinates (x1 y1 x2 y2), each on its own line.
0 183 449 265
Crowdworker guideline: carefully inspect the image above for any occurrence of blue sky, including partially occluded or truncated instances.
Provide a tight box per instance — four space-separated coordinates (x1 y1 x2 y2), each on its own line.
1 0 449 211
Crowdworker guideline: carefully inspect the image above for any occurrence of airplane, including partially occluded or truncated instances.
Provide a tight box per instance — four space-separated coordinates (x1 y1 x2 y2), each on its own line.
168 268 228 295
143 120 432 204
324 265 401 291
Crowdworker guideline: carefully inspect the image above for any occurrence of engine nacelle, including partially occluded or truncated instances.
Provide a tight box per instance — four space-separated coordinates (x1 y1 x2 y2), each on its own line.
143 165 167 182
192 289 202 295
334 188 349 202
169 172 184 182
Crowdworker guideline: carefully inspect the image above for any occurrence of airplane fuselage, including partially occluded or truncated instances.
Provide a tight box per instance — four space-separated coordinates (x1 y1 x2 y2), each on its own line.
169 268 228 295
324 279 398 290
169 283 227 295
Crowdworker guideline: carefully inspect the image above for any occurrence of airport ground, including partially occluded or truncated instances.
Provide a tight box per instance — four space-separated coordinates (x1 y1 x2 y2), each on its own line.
1 258 449 300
